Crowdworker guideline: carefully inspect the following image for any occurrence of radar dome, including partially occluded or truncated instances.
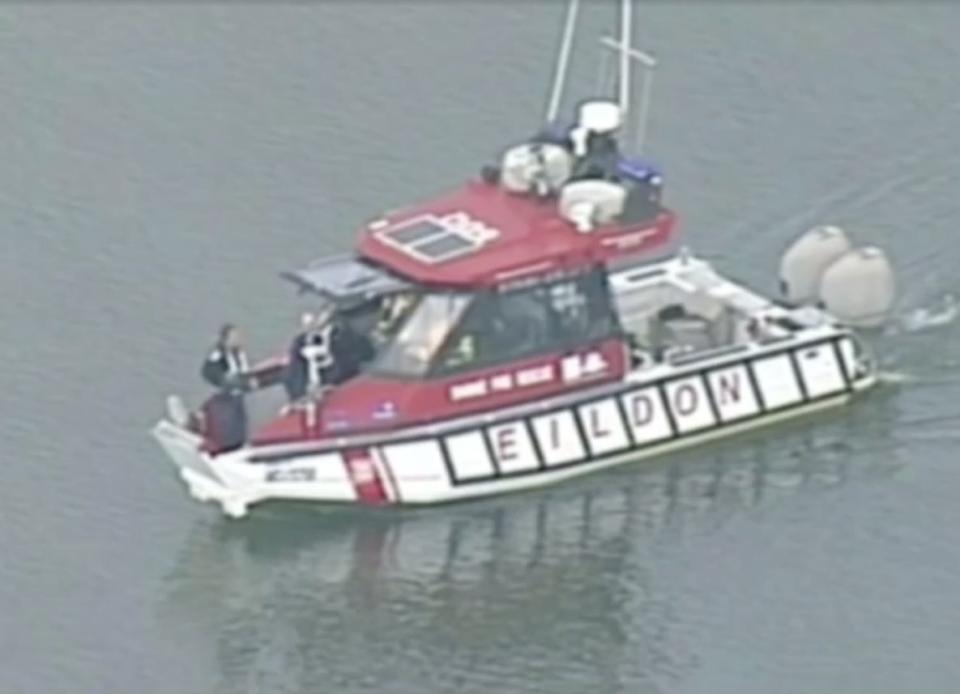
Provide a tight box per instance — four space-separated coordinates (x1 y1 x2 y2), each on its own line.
577 100 622 135
569 101 623 157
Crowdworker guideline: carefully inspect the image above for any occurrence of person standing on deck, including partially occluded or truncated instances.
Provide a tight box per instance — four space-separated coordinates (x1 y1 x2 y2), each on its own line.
200 323 256 451
283 306 375 403
284 311 331 403
202 323 256 393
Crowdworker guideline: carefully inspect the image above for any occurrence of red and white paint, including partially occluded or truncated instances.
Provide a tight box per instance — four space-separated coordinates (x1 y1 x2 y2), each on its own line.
156 335 869 516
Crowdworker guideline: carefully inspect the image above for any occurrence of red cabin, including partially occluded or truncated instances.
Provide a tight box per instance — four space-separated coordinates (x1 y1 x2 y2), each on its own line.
207 101 679 448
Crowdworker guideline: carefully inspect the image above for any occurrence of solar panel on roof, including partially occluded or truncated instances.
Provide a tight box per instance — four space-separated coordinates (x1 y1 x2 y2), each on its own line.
376 213 498 264
414 233 476 260
382 221 446 246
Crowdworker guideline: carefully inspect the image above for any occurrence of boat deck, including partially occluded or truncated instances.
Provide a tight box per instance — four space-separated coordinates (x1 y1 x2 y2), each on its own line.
609 253 830 364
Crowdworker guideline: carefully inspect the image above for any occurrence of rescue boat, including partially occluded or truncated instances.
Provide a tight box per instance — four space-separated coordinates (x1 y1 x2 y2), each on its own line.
151 0 895 517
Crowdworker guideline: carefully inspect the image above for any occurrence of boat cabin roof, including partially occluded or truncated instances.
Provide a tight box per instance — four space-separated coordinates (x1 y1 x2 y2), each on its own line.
355 180 676 289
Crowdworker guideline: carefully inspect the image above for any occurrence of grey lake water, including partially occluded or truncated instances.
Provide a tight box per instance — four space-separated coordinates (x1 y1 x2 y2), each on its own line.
2 2 960 693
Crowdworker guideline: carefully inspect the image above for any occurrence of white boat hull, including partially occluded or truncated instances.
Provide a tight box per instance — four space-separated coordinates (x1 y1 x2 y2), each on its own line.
152 331 876 518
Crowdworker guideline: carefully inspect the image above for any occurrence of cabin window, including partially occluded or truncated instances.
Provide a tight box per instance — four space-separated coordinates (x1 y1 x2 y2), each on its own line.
372 292 472 376
434 286 553 373
432 267 620 376
548 268 618 342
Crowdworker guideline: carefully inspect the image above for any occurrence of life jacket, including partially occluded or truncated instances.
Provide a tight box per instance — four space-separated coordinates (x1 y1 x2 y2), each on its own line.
201 343 250 389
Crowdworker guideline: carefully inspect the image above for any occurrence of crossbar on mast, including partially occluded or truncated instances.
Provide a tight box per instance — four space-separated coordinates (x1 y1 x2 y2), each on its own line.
600 36 657 69
600 34 657 154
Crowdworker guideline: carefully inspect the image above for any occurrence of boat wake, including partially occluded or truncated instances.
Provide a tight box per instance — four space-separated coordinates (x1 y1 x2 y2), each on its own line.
890 293 958 334
875 369 913 386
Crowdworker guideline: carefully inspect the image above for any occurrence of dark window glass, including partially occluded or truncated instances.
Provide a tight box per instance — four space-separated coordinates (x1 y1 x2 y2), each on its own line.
432 288 549 374
548 267 617 342
371 292 472 377
431 266 619 376
415 233 475 259
382 222 445 246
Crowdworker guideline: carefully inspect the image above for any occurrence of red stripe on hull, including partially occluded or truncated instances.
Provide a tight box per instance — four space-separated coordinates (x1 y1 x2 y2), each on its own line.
343 448 388 505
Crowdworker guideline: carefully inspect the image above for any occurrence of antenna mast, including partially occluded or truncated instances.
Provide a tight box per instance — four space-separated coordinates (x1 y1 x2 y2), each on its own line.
547 0 657 153
545 0 580 123
600 0 657 153
618 0 633 115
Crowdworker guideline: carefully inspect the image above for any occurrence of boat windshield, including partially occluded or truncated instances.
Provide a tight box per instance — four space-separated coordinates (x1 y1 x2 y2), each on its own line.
371 292 472 377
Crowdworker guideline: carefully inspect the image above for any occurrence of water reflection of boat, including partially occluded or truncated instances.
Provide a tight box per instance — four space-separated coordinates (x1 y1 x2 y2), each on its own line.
161 396 903 693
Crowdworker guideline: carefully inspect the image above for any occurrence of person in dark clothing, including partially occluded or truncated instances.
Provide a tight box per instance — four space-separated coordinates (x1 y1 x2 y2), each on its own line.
202 323 255 393
283 308 374 402
200 324 254 452
327 314 374 383
570 130 621 181
284 312 329 402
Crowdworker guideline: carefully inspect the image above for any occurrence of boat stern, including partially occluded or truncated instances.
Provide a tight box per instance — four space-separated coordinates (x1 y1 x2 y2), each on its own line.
150 397 256 518
151 395 395 517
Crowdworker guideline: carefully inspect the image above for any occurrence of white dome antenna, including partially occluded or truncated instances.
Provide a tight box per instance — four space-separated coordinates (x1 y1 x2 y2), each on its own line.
578 100 623 134
571 100 622 157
